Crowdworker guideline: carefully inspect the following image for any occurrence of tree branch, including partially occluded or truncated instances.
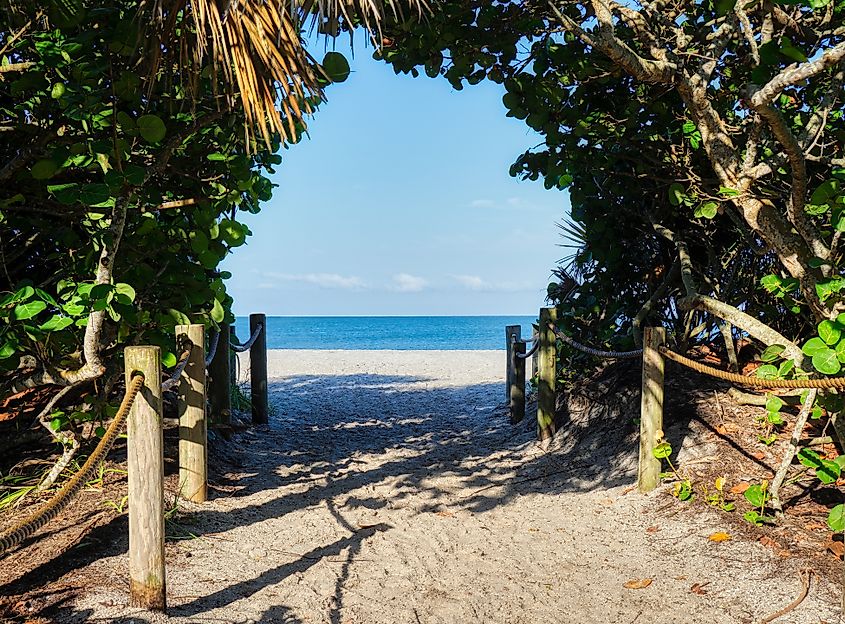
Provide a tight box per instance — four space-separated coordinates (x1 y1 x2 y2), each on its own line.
750 40 845 108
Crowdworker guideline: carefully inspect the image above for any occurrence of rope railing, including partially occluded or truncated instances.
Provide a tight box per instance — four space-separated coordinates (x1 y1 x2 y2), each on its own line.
517 339 540 360
161 347 193 392
205 329 220 368
548 323 644 360
658 346 845 389
0 373 145 557
230 323 263 353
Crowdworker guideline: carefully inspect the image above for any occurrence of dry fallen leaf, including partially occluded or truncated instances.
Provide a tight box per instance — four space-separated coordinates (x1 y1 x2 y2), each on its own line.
646 525 660 533
804 521 826 531
690 582 709 595
708 532 731 543
759 536 779 549
435 510 455 518
826 541 845 559
623 578 653 590
730 482 750 494
753 451 767 460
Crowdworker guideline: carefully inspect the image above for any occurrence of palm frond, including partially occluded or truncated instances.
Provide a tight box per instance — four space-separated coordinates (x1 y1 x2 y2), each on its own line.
141 0 431 149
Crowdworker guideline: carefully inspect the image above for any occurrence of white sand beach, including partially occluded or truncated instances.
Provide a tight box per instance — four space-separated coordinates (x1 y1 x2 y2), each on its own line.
69 349 840 623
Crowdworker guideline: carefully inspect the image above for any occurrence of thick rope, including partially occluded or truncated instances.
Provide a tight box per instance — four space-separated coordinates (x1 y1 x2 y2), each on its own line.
516 339 540 360
0 373 145 557
659 346 845 388
230 323 263 353
549 323 644 360
161 347 192 392
205 329 220 368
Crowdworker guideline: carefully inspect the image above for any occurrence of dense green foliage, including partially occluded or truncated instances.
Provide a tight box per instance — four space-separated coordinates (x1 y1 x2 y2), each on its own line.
380 1 845 372
0 1 333 437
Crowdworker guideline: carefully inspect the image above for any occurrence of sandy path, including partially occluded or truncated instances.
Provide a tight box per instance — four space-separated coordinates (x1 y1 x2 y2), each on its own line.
70 350 840 624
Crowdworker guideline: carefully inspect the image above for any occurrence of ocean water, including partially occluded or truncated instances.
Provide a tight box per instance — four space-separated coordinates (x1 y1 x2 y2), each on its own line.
232 316 537 350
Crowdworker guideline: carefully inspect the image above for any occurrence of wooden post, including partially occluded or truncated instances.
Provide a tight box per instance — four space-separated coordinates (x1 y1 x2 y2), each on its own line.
250 313 268 425
125 346 166 611
505 325 521 400
638 327 666 493
176 324 207 503
208 324 231 426
537 307 558 442
510 340 526 424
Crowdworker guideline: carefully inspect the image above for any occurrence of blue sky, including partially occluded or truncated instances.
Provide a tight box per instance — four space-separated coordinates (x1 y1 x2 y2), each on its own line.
223 38 570 316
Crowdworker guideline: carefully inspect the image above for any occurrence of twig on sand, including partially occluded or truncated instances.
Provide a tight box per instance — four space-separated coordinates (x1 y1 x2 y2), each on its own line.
757 568 813 624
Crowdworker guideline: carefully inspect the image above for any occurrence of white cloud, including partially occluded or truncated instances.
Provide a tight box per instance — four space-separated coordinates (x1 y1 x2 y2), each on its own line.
264 272 367 290
470 199 495 208
452 274 486 290
451 274 534 293
392 273 427 292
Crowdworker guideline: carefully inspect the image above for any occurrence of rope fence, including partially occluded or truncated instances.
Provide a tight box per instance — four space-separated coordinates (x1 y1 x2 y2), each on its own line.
548 323 643 360
161 348 193 392
0 311 272 612
658 346 845 389
505 308 845 497
205 329 220 368
230 323 263 353
0 373 145 557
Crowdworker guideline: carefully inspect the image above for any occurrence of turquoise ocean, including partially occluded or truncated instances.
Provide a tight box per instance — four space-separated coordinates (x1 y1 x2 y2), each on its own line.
233 316 537 350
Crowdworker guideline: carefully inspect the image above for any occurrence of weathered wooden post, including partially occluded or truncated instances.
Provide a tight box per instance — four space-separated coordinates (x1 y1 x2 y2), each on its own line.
125 346 166 611
537 307 558 442
208 324 231 426
510 340 526 424
638 326 666 493
250 313 268 425
176 324 207 503
505 325 521 400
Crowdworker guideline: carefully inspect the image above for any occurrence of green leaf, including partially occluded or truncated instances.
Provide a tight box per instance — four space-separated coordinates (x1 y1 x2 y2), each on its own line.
802 337 828 356
13 300 47 320
812 348 841 375
47 183 80 205
115 283 136 302
817 459 840 484
743 510 762 526
137 114 166 143
818 320 842 345
667 183 684 206
694 201 718 219
718 186 739 197
322 51 351 83
755 364 779 379
39 315 73 332
743 484 767 508
765 394 784 413
778 359 795 377
798 448 823 468
210 298 225 323
79 184 111 207
0 286 34 307
161 351 177 368
0 340 17 359
807 177 836 204
778 36 808 63
766 412 784 426
828 504 845 532
652 441 672 459
760 344 785 362
31 159 58 180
